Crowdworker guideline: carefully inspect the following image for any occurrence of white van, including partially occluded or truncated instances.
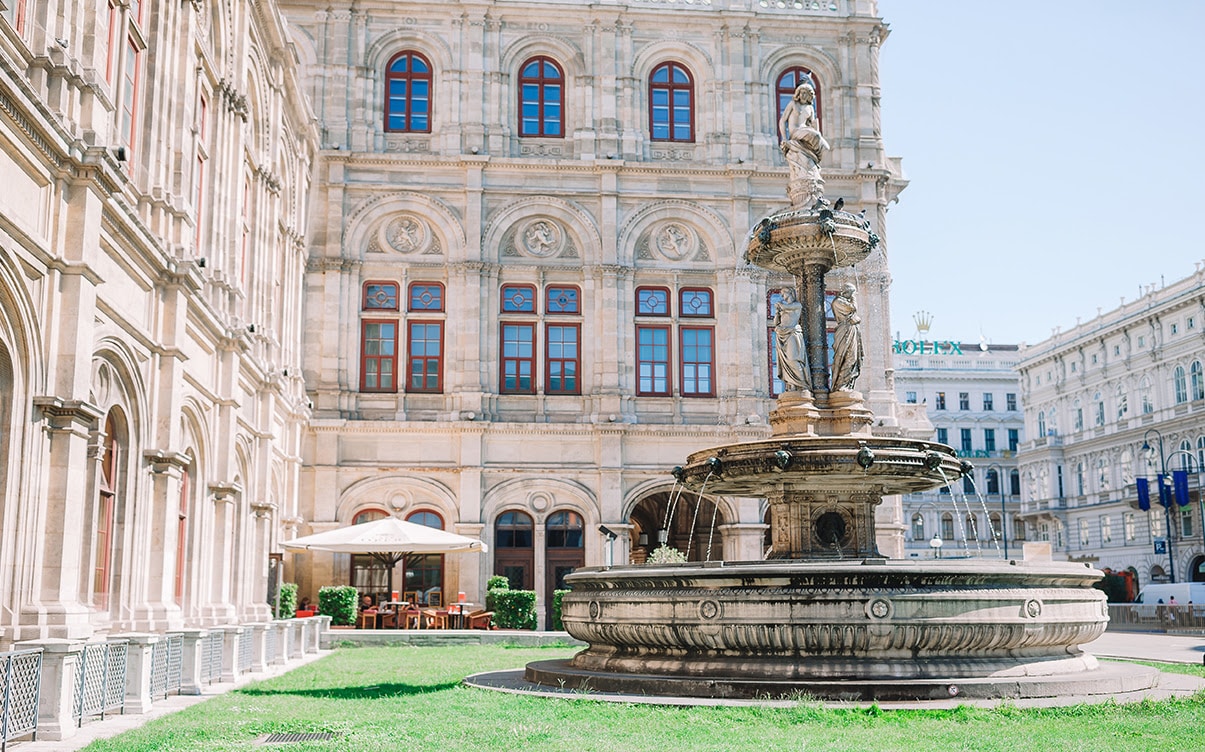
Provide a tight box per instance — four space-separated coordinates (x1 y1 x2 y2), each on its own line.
1135 582 1205 604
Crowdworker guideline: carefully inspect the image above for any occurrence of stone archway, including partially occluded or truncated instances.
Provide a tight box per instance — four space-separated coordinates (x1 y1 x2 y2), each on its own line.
627 489 726 563
1190 555 1205 583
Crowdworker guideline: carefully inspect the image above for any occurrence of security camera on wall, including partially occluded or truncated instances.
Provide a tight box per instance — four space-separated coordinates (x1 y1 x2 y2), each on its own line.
598 525 617 541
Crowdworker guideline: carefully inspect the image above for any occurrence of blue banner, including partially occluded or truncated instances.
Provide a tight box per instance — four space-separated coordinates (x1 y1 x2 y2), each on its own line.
1158 474 1173 508
1137 477 1150 511
1174 470 1191 507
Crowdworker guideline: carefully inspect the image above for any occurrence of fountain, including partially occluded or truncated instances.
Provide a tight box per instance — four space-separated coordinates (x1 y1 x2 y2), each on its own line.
514 80 1155 702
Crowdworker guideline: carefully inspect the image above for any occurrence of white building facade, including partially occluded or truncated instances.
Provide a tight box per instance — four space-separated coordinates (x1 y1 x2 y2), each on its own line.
893 335 1025 560
279 0 913 625
0 0 315 647
1017 263 1205 593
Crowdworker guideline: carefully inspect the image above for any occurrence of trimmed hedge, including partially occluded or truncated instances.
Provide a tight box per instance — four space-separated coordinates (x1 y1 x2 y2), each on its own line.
485 576 510 611
318 585 359 626
492 588 537 630
275 582 298 619
551 589 570 631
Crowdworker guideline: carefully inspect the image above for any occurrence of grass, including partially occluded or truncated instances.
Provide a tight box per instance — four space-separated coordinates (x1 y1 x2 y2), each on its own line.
82 645 1205 752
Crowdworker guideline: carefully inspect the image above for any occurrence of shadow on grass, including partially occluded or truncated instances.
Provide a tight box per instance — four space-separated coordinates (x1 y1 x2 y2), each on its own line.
237 680 461 699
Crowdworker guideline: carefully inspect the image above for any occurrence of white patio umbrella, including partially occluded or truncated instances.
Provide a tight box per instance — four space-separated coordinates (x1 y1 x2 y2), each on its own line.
282 516 488 598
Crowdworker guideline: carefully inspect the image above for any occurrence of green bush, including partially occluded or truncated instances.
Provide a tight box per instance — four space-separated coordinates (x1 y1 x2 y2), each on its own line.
318 585 359 626
275 582 298 619
486 576 510 611
492 589 537 630
551 589 570 631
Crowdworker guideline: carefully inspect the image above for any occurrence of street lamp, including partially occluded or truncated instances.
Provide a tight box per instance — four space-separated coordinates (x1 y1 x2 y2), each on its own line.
1142 429 1177 583
986 462 1009 560
929 534 943 559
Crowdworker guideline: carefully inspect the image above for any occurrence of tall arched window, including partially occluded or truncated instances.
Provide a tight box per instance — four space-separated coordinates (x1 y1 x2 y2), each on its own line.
1073 398 1083 431
1174 365 1188 404
940 513 954 541
1116 383 1128 419
910 513 924 540
775 66 821 130
986 469 1000 495
494 511 534 590
175 456 194 604
350 508 390 602
1037 411 1046 438
384 51 432 132
1140 376 1155 414
405 510 444 605
518 56 564 137
1093 392 1105 426
1192 361 1204 401
1009 470 1021 496
93 412 124 609
649 62 693 142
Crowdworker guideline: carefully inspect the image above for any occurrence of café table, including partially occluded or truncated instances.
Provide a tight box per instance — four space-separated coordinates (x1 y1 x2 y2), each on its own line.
446 602 478 630
381 601 411 629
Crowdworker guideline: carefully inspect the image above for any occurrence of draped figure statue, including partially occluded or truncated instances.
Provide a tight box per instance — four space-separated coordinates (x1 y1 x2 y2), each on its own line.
778 81 829 207
773 287 810 391
830 283 863 391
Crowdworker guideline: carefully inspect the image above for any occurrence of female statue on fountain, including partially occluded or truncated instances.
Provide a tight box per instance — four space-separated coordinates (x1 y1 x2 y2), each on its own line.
830 283 863 391
778 80 829 206
773 287 810 391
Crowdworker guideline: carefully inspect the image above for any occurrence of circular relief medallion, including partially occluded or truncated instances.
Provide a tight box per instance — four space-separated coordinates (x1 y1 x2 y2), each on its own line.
654 223 698 261
518 219 563 258
381 214 428 254
588 601 601 619
869 599 890 619
1024 599 1042 618
699 600 720 620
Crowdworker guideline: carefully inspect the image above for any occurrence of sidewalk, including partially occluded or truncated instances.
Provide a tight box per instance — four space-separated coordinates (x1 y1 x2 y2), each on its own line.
1084 630 1205 664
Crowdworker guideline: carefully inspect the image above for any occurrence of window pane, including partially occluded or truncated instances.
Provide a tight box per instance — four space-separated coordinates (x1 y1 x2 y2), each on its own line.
637 288 669 315
681 289 712 317
546 287 579 314
502 286 535 312
365 283 398 310
409 284 443 311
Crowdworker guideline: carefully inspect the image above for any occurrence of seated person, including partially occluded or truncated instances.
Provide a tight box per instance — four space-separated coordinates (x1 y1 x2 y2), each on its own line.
360 594 377 613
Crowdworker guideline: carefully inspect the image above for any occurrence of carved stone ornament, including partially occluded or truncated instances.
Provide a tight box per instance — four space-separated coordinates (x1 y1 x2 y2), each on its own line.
654 222 698 261
518 218 564 258
370 214 433 255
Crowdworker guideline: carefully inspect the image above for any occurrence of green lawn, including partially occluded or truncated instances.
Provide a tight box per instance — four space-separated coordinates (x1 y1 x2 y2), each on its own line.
82 644 1205 752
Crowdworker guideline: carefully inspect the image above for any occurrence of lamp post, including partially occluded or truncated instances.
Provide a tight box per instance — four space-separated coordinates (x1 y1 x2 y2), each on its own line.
986 462 1009 560
1142 429 1176 583
929 534 943 559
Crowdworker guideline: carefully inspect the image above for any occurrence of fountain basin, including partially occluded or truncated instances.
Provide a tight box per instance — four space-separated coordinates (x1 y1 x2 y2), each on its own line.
524 558 1119 699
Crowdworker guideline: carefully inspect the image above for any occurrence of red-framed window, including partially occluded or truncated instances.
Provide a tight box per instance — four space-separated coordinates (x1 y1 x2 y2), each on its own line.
636 286 671 316
194 94 208 247
105 3 118 83
405 510 444 605
501 323 536 394
120 35 141 162
546 323 580 395
13 0 28 33
545 285 580 314
776 66 822 131
636 325 672 396
409 282 444 312
364 281 400 311
519 56 564 137
385 51 432 133
94 414 120 609
501 284 537 313
175 463 190 603
407 321 443 392
680 326 715 397
650 62 693 142
360 320 398 392
679 288 713 318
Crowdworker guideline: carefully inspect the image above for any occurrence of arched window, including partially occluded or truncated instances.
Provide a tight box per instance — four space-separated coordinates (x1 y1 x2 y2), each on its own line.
1072 398 1083 431
1174 365 1188 404
989 513 1002 539
1140 376 1154 414
1075 462 1085 496
1093 392 1105 427
494 510 534 590
384 51 432 133
965 515 977 540
350 508 391 602
1192 361 1204 401
1048 408 1058 435
649 62 693 142
911 513 924 540
1013 516 1026 540
405 510 444 605
93 412 123 609
775 66 821 130
1197 436 1205 474
940 513 954 541
1116 383 1128 419
986 468 1000 495
1010 469 1021 496
518 56 564 137
175 456 193 604
1037 411 1046 438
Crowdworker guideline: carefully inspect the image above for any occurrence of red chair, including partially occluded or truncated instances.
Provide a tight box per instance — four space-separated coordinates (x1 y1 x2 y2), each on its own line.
467 610 494 630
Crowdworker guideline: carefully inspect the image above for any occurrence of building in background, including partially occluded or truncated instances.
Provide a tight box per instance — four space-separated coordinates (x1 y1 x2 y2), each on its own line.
0 1 315 646
1017 262 1205 594
278 0 913 625
892 316 1025 559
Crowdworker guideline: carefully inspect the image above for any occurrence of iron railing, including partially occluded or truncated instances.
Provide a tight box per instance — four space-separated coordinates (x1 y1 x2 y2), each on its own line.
1107 603 1205 632
149 634 184 700
201 631 224 684
237 629 252 673
1 648 42 750
73 640 128 726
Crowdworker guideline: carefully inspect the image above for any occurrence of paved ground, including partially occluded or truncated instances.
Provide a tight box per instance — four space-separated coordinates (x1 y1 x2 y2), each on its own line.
12 630 1205 750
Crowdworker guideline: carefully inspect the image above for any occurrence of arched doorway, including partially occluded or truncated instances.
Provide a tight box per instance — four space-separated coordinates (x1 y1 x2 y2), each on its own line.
1191 555 1205 583
494 510 534 589
544 510 583 626
628 490 726 563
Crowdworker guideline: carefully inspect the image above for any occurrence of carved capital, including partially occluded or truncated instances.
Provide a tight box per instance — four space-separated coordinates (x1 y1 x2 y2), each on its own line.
33 397 104 434
209 481 242 504
143 449 192 473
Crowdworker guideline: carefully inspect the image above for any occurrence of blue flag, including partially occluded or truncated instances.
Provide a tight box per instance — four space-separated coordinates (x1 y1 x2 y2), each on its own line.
1174 470 1191 507
1137 477 1151 511
1158 474 1173 508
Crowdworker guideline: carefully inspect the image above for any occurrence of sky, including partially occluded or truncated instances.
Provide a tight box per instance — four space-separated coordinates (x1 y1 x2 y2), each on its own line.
877 1 1205 346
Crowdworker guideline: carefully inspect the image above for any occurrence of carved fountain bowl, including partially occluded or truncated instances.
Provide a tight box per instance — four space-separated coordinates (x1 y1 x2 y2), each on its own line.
678 436 965 496
524 558 1112 699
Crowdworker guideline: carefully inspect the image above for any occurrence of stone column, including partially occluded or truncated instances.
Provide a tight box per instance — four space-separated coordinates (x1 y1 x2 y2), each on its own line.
289 618 306 656
246 622 269 672
178 629 206 695
313 615 331 652
271 622 288 666
15 639 82 742
117 633 159 713
219 625 242 682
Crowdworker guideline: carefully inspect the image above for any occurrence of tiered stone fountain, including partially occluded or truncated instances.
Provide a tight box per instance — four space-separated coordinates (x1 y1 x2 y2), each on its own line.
518 82 1152 701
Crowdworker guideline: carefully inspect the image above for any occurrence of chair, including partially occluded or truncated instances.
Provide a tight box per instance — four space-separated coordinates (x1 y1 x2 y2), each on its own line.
378 606 398 629
356 608 378 630
401 605 423 629
427 590 442 607
403 591 419 606
466 609 494 630
422 608 448 629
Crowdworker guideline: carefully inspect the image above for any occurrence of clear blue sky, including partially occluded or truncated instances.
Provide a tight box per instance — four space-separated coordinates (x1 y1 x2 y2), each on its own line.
878 1 1205 346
